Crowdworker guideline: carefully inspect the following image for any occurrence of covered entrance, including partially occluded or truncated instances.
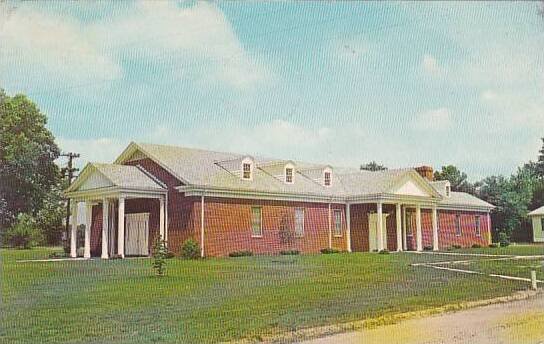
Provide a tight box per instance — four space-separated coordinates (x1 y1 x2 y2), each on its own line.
369 213 388 251
64 163 167 259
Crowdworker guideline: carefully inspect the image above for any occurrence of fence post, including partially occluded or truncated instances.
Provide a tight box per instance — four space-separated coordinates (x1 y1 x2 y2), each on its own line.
531 270 537 290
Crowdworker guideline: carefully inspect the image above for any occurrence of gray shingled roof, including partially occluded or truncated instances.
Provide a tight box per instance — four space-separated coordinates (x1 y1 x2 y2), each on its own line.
529 206 544 216
107 142 494 209
86 163 165 191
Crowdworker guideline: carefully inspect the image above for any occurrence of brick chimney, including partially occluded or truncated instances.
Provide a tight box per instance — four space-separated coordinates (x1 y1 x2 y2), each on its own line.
415 166 434 181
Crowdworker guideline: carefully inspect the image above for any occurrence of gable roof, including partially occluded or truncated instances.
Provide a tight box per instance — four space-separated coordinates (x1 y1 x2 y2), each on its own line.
108 142 494 210
65 162 166 194
529 206 544 217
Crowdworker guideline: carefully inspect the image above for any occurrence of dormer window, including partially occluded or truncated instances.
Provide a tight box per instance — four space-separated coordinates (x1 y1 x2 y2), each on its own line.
242 163 252 180
445 185 451 197
285 167 293 183
324 171 331 186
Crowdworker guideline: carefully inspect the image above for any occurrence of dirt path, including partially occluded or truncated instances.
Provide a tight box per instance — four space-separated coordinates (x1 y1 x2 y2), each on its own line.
299 294 544 344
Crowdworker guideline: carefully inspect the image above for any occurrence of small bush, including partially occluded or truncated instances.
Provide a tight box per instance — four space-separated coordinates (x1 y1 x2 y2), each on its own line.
229 250 253 257
280 250 300 255
498 232 510 247
48 251 67 259
452 245 462 249
423 246 433 251
471 244 482 248
320 248 341 254
488 243 499 248
152 235 168 277
181 239 200 259
4 214 43 249
378 249 389 254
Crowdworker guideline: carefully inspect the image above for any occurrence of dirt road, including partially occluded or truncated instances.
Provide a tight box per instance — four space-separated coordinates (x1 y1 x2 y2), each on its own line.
300 294 544 344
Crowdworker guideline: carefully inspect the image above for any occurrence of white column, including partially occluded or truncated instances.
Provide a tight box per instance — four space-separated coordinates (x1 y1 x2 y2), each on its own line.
396 203 402 252
377 202 384 252
159 197 165 240
402 206 407 251
346 203 352 252
487 212 492 245
70 201 78 258
415 205 422 252
84 202 92 258
432 205 439 251
101 198 109 259
200 195 205 258
328 203 332 249
117 197 125 258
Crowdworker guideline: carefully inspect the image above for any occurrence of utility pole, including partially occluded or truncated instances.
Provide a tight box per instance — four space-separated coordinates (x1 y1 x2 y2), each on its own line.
60 152 80 251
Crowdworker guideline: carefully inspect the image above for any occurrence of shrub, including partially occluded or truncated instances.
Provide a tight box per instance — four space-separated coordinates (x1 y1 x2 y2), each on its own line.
378 249 389 254
229 250 253 257
488 243 499 248
280 250 300 255
498 232 510 247
152 235 168 277
471 244 482 248
48 251 67 259
452 244 462 249
4 214 43 249
181 239 200 259
423 246 433 251
320 248 340 254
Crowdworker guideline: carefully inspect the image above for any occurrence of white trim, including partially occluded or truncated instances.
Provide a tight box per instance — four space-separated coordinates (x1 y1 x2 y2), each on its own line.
323 167 332 187
455 214 462 237
333 209 343 237
415 205 422 252
200 195 205 257
346 203 352 252
84 202 92 258
118 196 125 258
101 198 109 259
284 163 295 184
159 196 165 239
328 203 332 248
396 203 402 252
70 202 78 258
432 205 439 251
377 202 384 251
241 157 254 181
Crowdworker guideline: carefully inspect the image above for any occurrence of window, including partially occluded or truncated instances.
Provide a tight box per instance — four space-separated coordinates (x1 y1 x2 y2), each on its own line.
324 171 331 186
406 212 413 236
455 215 461 236
542 218 544 232
475 216 481 237
334 210 342 236
285 167 294 183
295 208 304 237
251 207 262 237
445 185 451 197
242 163 252 180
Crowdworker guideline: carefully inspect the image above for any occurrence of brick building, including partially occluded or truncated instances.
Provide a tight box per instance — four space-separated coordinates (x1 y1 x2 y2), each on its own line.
64 142 494 258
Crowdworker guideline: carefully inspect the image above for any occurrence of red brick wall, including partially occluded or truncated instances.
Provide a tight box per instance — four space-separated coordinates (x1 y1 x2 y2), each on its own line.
350 204 399 252
405 208 490 250
193 197 347 257
90 204 103 257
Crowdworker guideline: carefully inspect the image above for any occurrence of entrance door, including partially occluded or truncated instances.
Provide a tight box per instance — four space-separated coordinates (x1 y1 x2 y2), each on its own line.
125 213 149 256
369 213 388 251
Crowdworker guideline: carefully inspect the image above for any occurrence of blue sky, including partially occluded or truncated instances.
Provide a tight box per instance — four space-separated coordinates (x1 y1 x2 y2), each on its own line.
1 1 543 180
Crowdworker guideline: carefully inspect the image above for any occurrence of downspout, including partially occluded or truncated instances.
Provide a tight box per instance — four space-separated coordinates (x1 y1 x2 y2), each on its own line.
328 202 332 249
200 193 205 258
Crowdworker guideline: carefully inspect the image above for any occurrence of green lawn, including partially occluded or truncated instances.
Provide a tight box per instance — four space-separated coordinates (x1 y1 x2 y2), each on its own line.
0 247 530 344
449 258 544 281
450 244 544 256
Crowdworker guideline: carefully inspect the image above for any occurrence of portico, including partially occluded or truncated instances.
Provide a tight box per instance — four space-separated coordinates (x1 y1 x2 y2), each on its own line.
64 163 167 259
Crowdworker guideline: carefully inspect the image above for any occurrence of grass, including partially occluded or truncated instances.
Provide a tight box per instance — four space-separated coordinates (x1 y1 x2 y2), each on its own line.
450 244 544 256
0 247 532 344
449 258 544 281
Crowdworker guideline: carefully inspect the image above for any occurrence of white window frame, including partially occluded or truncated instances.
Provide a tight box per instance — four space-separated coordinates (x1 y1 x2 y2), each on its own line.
475 216 481 237
406 211 414 236
324 171 331 187
455 215 462 236
445 185 451 197
294 208 304 237
241 158 253 181
333 210 342 237
251 206 262 237
285 164 294 184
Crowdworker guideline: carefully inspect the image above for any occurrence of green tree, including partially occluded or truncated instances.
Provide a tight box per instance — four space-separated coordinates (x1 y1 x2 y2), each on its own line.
152 235 168 276
434 165 473 193
4 213 43 249
535 138 544 178
0 90 61 232
360 161 387 171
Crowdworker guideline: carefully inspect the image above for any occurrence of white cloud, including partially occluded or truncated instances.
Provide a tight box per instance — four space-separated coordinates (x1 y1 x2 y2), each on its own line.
91 1 273 89
0 1 272 92
0 4 122 89
413 108 452 131
421 54 442 76
480 90 498 102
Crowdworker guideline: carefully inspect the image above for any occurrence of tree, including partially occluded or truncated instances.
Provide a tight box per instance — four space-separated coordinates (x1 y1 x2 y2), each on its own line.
4 213 43 249
360 161 387 171
152 235 168 276
535 138 544 178
0 90 61 231
433 165 473 193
